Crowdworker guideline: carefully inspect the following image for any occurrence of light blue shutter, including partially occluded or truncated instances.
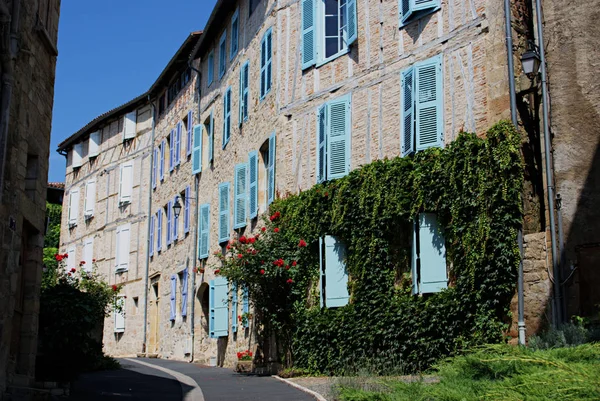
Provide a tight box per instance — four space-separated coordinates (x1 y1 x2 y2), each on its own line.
223 88 231 148
198 204 210 259
192 124 202 174
176 122 182 166
411 220 418 294
324 235 350 307
347 0 358 45
234 164 248 229
242 287 249 327
208 111 214 163
187 111 193 156
181 269 188 317
401 67 415 156
152 147 157 189
170 274 177 321
209 279 215 336
266 29 272 94
218 182 230 243
317 106 327 183
267 132 276 205
319 237 325 307
400 0 413 25
239 65 244 124
173 196 179 241
260 34 267 99
212 277 229 337
208 51 214 86
166 202 172 245
231 284 238 333
301 0 316 69
248 151 258 218
230 9 239 59
157 210 162 251
239 61 249 124
169 130 174 172
418 213 447 293
219 31 227 79
160 140 165 181
413 0 440 12
327 94 351 180
184 186 190 234
415 55 443 151
149 215 155 257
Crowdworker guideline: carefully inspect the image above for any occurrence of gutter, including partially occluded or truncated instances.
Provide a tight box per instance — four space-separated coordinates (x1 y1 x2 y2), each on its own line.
142 96 157 353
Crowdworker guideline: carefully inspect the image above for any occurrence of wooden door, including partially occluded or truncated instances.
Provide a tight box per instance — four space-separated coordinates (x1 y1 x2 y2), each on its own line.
148 283 160 353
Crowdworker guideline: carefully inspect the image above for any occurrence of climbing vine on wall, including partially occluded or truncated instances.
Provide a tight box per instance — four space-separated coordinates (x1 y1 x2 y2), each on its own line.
219 121 523 374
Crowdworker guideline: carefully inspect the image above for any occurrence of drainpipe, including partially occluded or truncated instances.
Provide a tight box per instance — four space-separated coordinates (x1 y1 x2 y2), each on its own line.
0 0 20 204
503 0 526 345
142 97 156 354
534 0 561 327
188 58 202 362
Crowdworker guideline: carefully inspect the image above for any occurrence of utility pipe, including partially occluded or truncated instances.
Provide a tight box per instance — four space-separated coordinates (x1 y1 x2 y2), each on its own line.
534 0 561 327
503 0 526 345
142 97 156 354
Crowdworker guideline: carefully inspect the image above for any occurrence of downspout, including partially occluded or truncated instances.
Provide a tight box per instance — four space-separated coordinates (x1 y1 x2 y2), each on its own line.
0 0 20 204
142 96 156 354
534 0 561 326
188 58 202 362
503 0 526 345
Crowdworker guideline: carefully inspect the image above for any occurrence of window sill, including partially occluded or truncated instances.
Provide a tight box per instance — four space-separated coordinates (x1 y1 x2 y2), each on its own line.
114 328 125 334
316 47 351 69
115 268 128 274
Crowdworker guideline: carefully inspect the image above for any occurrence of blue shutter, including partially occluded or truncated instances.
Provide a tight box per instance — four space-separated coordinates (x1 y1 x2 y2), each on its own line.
326 94 351 180
181 269 188 317
401 67 415 156
239 61 249 124
192 124 202 174
260 36 266 98
231 284 238 333
242 287 249 327
184 186 190 234
248 151 258 218
260 29 272 99
187 111 193 157
319 237 325 308
266 29 272 94
347 0 358 45
413 0 440 12
208 111 214 163
218 182 230 243
324 235 350 307
219 31 227 79
176 122 182 166
152 147 157 189
170 274 177 321
212 277 229 337
209 279 215 336
149 214 155 257
160 140 165 181
198 204 210 259
411 220 418 294
234 163 248 229
230 9 239 59
418 213 447 293
166 202 172 245
317 105 327 183
301 0 316 69
400 0 412 26
415 55 443 151
208 51 214 86
157 210 162 251
223 88 231 148
169 130 174 172
173 196 179 242
267 132 276 205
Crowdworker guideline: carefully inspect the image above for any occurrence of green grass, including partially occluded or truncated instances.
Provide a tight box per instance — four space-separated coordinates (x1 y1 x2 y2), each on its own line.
337 343 600 401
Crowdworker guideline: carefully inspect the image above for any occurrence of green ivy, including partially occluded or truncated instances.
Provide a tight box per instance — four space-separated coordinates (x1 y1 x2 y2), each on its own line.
221 121 522 374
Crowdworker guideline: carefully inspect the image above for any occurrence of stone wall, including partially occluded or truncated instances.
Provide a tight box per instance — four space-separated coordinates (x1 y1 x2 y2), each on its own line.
0 0 61 395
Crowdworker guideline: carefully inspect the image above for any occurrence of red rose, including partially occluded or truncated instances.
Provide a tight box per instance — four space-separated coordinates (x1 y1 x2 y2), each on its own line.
286 279 293 284
252 250 257 255
298 239 307 248
238 253 243 259
70 268 76 273
237 352 242 359
261 227 266 232
67 273 71 277
226 244 231 250
199 268 205 273
274 228 280 233
249 237 256 244
261 260 265 265
80 261 86 265
55 254 63 261
238 315 242 321
248 351 253 357
215 269 221 274
285 265 290 270
63 253 69 258
260 269 265 275
92 258 96 262
112 284 118 291
292 261 297 266
239 236 247 244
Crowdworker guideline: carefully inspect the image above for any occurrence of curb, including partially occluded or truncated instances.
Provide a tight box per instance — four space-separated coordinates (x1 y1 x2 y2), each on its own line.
271 375 328 401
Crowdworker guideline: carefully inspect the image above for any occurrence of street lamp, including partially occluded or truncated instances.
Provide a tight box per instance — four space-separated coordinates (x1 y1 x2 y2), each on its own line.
521 41 541 78
172 196 182 218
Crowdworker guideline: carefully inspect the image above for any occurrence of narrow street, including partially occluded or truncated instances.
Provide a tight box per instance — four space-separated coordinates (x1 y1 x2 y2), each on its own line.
69 358 318 401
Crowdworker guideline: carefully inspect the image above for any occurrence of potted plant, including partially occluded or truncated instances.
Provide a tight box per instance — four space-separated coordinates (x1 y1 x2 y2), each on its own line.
235 350 253 373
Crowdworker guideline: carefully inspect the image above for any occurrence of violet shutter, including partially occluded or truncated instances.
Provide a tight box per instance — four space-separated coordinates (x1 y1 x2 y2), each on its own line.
181 269 188 317
170 274 177 321
184 186 190 234
160 140 165 181
157 210 162 252
187 110 193 157
173 196 179 242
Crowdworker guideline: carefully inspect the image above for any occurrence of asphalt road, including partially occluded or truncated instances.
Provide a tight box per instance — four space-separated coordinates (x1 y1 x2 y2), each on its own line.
69 358 317 401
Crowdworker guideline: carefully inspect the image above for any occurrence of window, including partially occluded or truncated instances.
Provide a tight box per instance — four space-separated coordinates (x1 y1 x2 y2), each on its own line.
89 131 101 158
207 50 215 86
170 274 177 321
230 9 239 60
192 124 202 175
72 143 83 168
186 110 193 157
149 214 155 257
399 0 439 27
260 28 272 100
209 277 229 338
118 161 134 205
219 31 227 79
218 182 230 243
198 204 210 259
84 179 96 218
319 235 349 307
412 213 447 294
234 163 248 229
115 223 131 272
83 236 94 272
248 151 259 219
222 87 232 148
401 55 443 156
123 111 137 140
184 187 191 235
249 0 262 16
301 0 357 69
114 296 125 333
68 188 79 227
159 94 166 115
316 94 351 183
239 60 250 123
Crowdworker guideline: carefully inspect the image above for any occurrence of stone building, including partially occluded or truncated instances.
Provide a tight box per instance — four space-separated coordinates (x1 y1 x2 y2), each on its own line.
0 0 61 396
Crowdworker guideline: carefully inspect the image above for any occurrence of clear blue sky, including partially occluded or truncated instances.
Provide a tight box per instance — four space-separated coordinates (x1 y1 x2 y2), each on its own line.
48 0 217 183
